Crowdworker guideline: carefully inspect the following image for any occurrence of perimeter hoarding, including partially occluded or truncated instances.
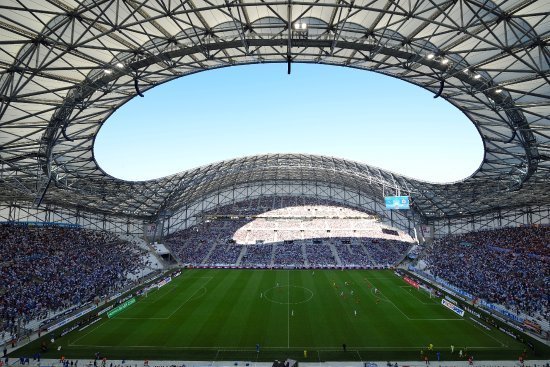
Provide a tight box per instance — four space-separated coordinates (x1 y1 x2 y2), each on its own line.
107 298 136 318
441 298 465 317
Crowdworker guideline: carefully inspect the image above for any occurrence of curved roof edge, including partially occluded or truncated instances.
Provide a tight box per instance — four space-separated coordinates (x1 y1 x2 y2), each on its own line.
0 1 548 221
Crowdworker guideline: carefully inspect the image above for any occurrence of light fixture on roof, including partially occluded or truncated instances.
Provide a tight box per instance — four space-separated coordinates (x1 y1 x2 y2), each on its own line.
427 53 435 59
104 69 112 74
495 88 503 93
293 21 308 32
116 62 124 68
474 74 482 79
463 68 469 73
441 58 449 65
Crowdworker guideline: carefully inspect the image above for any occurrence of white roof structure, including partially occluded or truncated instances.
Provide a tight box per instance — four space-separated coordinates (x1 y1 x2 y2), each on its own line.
0 0 548 222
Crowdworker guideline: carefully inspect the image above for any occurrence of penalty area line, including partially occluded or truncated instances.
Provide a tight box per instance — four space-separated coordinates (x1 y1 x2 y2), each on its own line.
469 319 508 347
398 286 438 305
166 278 214 319
68 318 109 346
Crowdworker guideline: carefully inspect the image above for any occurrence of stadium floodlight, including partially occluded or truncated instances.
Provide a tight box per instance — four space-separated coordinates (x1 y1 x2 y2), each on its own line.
474 74 482 79
441 58 449 65
104 69 112 74
495 88 503 93
293 21 308 32
427 53 435 59
116 62 124 68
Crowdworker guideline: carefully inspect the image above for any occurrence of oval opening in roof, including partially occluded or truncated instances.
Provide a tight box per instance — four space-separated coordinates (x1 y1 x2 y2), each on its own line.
94 63 484 183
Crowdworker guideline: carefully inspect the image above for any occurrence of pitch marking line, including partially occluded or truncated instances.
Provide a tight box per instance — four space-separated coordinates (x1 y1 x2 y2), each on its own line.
67 344 509 350
287 270 290 348
140 285 178 304
263 285 314 305
398 286 438 305
117 287 208 320
167 278 214 319
189 286 208 301
69 318 109 346
469 319 508 348
368 288 461 321
117 280 213 321
365 279 421 320
140 277 212 304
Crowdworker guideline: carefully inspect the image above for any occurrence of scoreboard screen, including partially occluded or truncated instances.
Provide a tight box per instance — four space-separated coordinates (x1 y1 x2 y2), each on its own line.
384 196 410 209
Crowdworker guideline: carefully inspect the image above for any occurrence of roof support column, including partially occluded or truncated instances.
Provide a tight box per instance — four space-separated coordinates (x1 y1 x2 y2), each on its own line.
287 0 292 74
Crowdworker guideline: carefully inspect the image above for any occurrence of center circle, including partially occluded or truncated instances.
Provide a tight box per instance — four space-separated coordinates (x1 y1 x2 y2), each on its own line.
263 285 314 305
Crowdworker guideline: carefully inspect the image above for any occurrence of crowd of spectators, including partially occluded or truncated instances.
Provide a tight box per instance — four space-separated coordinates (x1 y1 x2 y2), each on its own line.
164 197 413 269
240 245 273 267
273 243 305 267
305 244 337 267
0 224 146 340
203 243 242 266
365 239 411 265
420 225 549 318
335 244 371 267
164 240 211 265
164 220 242 265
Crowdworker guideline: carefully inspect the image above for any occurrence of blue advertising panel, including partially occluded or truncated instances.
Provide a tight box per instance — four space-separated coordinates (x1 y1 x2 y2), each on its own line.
384 196 410 209
441 299 465 317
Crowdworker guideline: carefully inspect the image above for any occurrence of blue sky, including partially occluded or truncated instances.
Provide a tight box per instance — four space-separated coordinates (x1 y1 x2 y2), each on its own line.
94 63 484 183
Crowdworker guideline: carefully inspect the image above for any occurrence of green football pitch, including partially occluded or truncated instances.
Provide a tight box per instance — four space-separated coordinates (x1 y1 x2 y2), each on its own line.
16 269 549 361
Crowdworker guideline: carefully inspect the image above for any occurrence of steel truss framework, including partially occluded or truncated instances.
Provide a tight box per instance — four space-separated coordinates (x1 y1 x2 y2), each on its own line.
165 181 415 236
1 190 547 237
433 203 550 234
0 0 549 228
0 202 142 234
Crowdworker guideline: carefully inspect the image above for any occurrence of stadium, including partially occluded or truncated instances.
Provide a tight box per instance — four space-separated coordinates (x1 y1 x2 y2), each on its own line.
0 0 549 366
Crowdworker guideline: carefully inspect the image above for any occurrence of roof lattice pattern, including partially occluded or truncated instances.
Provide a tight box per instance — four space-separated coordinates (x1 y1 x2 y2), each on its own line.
0 0 548 220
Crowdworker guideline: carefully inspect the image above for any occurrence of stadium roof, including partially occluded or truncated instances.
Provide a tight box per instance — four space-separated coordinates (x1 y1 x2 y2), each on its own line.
0 0 548 222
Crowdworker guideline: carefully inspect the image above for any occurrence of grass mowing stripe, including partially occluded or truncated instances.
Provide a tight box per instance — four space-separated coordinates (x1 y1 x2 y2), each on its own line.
372 280 462 321
66 344 513 350
141 277 212 304
468 318 508 347
398 286 438 305
68 318 110 346
166 278 214 319
287 270 290 348
368 286 414 320
116 278 212 320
